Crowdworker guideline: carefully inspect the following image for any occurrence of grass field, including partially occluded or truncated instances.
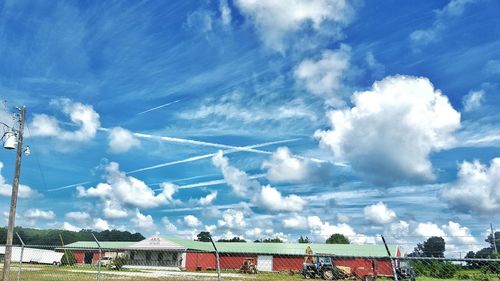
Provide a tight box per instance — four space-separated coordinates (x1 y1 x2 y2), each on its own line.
1 265 499 281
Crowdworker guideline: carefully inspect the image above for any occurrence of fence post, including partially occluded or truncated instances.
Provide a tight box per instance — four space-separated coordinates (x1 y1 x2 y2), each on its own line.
381 235 399 281
15 233 24 281
91 234 102 281
209 235 222 281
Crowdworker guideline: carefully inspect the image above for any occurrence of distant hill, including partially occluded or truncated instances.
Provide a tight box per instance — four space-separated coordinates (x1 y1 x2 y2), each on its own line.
0 227 145 246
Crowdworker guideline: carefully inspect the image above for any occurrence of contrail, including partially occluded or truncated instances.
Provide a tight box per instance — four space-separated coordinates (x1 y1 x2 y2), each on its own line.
153 174 266 191
136 99 181 115
47 181 92 192
126 139 299 174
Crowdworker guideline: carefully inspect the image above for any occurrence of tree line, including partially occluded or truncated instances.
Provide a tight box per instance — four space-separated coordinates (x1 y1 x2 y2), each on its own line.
196 231 351 244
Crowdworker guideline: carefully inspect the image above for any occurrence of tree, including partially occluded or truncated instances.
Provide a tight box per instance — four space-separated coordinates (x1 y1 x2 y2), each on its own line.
298 236 311 244
326 234 350 244
196 231 212 242
410 236 445 258
255 237 283 243
61 251 77 266
218 237 246 242
111 255 128 270
485 231 499 252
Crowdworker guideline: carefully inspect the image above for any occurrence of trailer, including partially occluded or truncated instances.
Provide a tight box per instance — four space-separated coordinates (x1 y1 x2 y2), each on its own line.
0 246 64 265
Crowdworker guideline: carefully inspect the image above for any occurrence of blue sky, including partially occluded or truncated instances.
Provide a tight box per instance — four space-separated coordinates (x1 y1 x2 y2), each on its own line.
0 0 499 255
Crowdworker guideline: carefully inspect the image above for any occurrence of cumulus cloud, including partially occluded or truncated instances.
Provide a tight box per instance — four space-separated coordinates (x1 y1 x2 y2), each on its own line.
131 209 155 231
65 211 90 222
63 222 81 232
410 0 477 46
0 162 36 199
199 191 217 206
295 45 351 106
315 75 461 184
212 151 307 212
77 162 179 218
29 98 100 142
93 218 110 231
364 202 397 225
24 208 55 220
162 217 178 233
440 158 500 214
234 0 352 51
217 209 246 230
462 90 484 112
262 147 333 183
184 215 201 228
307 216 376 244
107 127 141 153
283 215 307 230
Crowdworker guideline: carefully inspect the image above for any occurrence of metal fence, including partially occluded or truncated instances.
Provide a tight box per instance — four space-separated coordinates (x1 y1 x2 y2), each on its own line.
0 238 498 281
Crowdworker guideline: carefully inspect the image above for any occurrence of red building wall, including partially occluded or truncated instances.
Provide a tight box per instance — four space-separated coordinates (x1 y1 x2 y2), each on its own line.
185 252 216 271
273 256 304 272
66 250 110 264
220 254 257 270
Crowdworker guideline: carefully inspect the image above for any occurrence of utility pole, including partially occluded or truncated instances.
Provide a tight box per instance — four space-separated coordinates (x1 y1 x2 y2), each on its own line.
2 106 26 281
491 223 498 254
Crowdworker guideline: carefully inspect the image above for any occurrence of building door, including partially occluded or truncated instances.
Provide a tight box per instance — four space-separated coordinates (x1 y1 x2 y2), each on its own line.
257 255 273 272
84 252 93 264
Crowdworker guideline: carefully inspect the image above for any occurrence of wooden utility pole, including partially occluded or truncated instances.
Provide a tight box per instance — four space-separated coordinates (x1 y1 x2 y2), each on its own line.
2 106 26 281
491 223 498 254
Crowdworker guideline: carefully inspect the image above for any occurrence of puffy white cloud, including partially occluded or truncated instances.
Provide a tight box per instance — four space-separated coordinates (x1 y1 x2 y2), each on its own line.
440 158 500 214
295 45 351 106
234 0 352 51
131 209 155 231
162 217 178 233
0 162 37 199
29 98 100 142
315 75 461 184
414 222 446 237
283 215 307 230
462 90 484 112
364 202 397 225
63 222 81 232
410 0 476 46
107 127 140 153
255 185 306 212
307 216 355 241
93 218 110 231
77 162 179 217
65 211 90 222
184 215 201 228
262 147 333 183
212 151 260 197
24 209 55 220
199 191 217 206
217 209 246 230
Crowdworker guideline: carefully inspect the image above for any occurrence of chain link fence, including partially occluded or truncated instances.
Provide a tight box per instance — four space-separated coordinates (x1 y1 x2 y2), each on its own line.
0 235 498 281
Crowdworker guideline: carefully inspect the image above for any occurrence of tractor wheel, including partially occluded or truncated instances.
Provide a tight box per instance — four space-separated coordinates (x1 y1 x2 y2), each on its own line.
304 273 312 279
363 276 375 281
322 269 334 280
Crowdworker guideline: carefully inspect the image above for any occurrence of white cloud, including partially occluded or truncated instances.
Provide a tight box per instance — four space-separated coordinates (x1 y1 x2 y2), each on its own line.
212 151 260 197
336 214 350 223
131 209 155 231
107 127 140 153
414 222 446 237
364 202 397 225
440 158 500 214
65 211 90 222
217 209 246 230
63 222 81 232
234 0 352 51
0 162 37 199
199 191 217 206
184 215 201 228
485 60 500 75
219 0 231 26
283 215 307 230
295 45 351 106
255 185 306 212
315 75 461 184
462 90 484 112
29 98 100 142
410 0 476 45
162 217 178 233
262 147 333 183
77 162 179 212
307 216 355 241
93 218 110 231
24 208 55 220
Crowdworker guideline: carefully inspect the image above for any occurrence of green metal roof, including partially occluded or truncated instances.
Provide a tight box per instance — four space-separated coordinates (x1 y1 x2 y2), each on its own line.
59 241 136 250
164 236 396 257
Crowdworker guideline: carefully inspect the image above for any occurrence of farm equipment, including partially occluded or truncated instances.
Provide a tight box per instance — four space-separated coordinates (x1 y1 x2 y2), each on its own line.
302 256 345 280
239 258 258 274
395 261 416 281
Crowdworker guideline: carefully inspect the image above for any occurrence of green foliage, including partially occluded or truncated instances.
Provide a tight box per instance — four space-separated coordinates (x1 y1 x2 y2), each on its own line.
325 233 350 244
111 255 128 270
196 231 212 242
218 237 246 242
410 236 446 257
298 236 311 244
61 251 77 266
0 227 144 246
411 261 458 279
254 237 283 243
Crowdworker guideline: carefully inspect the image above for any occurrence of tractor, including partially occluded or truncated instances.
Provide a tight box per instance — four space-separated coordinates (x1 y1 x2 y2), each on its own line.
239 258 258 274
302 256 345 280
396 260 416 281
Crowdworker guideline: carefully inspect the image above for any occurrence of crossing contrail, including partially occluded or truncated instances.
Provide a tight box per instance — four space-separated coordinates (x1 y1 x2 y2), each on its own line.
136 99 181 115
153 174 266 191
126 139 300 174
47 181 92 192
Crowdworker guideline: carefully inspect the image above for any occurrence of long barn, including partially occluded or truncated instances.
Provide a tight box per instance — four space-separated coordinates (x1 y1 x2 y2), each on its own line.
60 235 400 275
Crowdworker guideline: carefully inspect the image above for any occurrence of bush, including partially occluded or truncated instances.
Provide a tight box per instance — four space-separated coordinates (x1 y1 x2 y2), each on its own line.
111 255 128 270
429 261 459 279
457 272 472 279
472 273 490 281
61 251 77 266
